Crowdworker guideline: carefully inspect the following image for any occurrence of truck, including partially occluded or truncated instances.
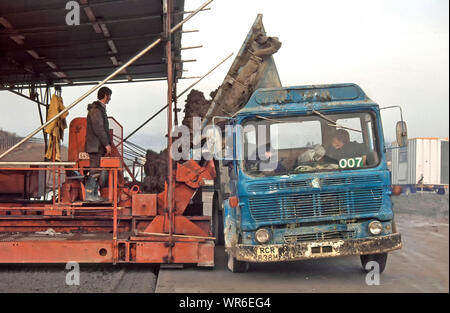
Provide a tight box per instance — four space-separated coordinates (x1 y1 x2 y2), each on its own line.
205 16 405 273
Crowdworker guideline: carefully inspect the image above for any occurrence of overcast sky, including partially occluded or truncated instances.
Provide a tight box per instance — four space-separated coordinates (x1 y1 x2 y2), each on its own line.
0 0 448 153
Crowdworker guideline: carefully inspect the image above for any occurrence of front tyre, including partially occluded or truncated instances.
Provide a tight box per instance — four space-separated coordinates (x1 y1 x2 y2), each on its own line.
360 253 388 274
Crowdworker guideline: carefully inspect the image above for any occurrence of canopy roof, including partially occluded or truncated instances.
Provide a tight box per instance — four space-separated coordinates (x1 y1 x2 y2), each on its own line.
0 0 186 89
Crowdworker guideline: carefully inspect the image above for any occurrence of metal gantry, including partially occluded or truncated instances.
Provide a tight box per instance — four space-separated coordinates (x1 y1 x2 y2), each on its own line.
0 0 217 267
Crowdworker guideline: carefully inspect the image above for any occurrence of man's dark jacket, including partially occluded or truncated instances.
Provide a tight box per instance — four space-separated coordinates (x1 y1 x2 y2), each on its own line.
85 101 111 153
325 141 370 163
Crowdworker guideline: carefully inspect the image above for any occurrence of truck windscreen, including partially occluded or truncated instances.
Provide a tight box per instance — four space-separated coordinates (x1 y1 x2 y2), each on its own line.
242 111 380 176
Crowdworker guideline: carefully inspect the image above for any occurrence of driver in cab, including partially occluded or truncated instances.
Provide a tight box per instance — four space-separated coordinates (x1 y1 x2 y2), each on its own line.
325 129 370 165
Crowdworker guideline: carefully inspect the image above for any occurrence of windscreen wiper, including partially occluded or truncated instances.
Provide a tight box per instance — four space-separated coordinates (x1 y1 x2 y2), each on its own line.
311 110 362 133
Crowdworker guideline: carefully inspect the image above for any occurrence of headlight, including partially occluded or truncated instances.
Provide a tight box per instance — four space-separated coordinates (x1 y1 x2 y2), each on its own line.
255 228 271 244
368 221 383 235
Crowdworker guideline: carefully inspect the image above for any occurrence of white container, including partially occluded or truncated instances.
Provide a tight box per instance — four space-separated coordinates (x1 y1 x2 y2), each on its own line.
391 137 449 186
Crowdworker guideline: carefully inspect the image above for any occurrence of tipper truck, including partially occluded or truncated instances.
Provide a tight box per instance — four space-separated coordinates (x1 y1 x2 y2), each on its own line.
204 15 405 273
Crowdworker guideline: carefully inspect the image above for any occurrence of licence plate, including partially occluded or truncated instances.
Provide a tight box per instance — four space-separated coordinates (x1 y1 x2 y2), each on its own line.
256 246 279 262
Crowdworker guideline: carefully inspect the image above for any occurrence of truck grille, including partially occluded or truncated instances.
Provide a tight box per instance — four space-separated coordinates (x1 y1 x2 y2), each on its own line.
322 175 382 186
248 188 383 222
283 231 356 243
247 180 309 192
247 175 382 192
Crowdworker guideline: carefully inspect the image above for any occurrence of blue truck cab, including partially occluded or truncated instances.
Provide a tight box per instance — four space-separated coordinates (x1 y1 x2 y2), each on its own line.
219 83 402 273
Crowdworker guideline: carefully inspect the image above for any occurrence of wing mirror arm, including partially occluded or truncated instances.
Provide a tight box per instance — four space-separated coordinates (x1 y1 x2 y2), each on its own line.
380 105 408 147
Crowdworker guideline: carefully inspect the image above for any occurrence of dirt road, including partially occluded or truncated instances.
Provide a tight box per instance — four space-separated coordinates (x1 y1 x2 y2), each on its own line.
156 193 449 293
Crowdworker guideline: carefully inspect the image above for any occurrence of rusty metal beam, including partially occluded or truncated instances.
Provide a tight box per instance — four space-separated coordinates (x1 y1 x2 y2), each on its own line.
0 77 170 90
79 0 132 81
0 162 76 166
3 71 168 85
1 76 199 91
2 33 162 52
0 15 161 36
0 17 71 84
1 1 206 19
179 45 203 50
0 11 203 36
165 0 175 264
2 52 164 67
0 0 131 16
0 62 170 76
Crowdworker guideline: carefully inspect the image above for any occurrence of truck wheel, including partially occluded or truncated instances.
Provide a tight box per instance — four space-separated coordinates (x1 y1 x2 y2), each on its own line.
360 253 388 274
212 194 224 246
227 253 250 273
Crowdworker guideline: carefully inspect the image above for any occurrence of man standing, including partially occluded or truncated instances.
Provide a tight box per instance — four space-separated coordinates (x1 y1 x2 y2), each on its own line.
85 87 112 202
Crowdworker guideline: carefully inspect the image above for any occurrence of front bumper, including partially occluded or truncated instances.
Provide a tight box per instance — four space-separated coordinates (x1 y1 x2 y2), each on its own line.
230 233 402 262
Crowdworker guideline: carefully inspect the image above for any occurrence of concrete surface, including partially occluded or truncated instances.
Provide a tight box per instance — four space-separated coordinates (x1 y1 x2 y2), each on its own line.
0 264 158 293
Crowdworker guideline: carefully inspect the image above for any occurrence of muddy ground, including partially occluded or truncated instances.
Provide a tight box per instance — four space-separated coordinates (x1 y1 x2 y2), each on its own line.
0 192 447 293
392 191 449 220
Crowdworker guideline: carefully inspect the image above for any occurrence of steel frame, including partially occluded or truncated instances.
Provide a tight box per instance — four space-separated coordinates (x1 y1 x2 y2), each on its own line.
0 156 214 265
0 0 216 266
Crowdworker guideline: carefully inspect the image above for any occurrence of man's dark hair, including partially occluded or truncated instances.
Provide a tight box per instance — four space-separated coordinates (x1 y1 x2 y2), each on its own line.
97 87 112 100
335 129 350 144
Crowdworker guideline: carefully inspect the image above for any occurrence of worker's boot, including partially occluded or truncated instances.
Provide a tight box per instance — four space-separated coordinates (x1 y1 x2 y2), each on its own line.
85 176 107 202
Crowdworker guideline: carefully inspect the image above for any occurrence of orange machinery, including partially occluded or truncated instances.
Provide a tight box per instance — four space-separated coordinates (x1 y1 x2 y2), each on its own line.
0 117 215 266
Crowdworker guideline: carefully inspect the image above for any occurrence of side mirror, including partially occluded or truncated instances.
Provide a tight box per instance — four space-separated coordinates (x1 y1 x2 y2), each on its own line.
396 121 408 147
380 105 407 147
